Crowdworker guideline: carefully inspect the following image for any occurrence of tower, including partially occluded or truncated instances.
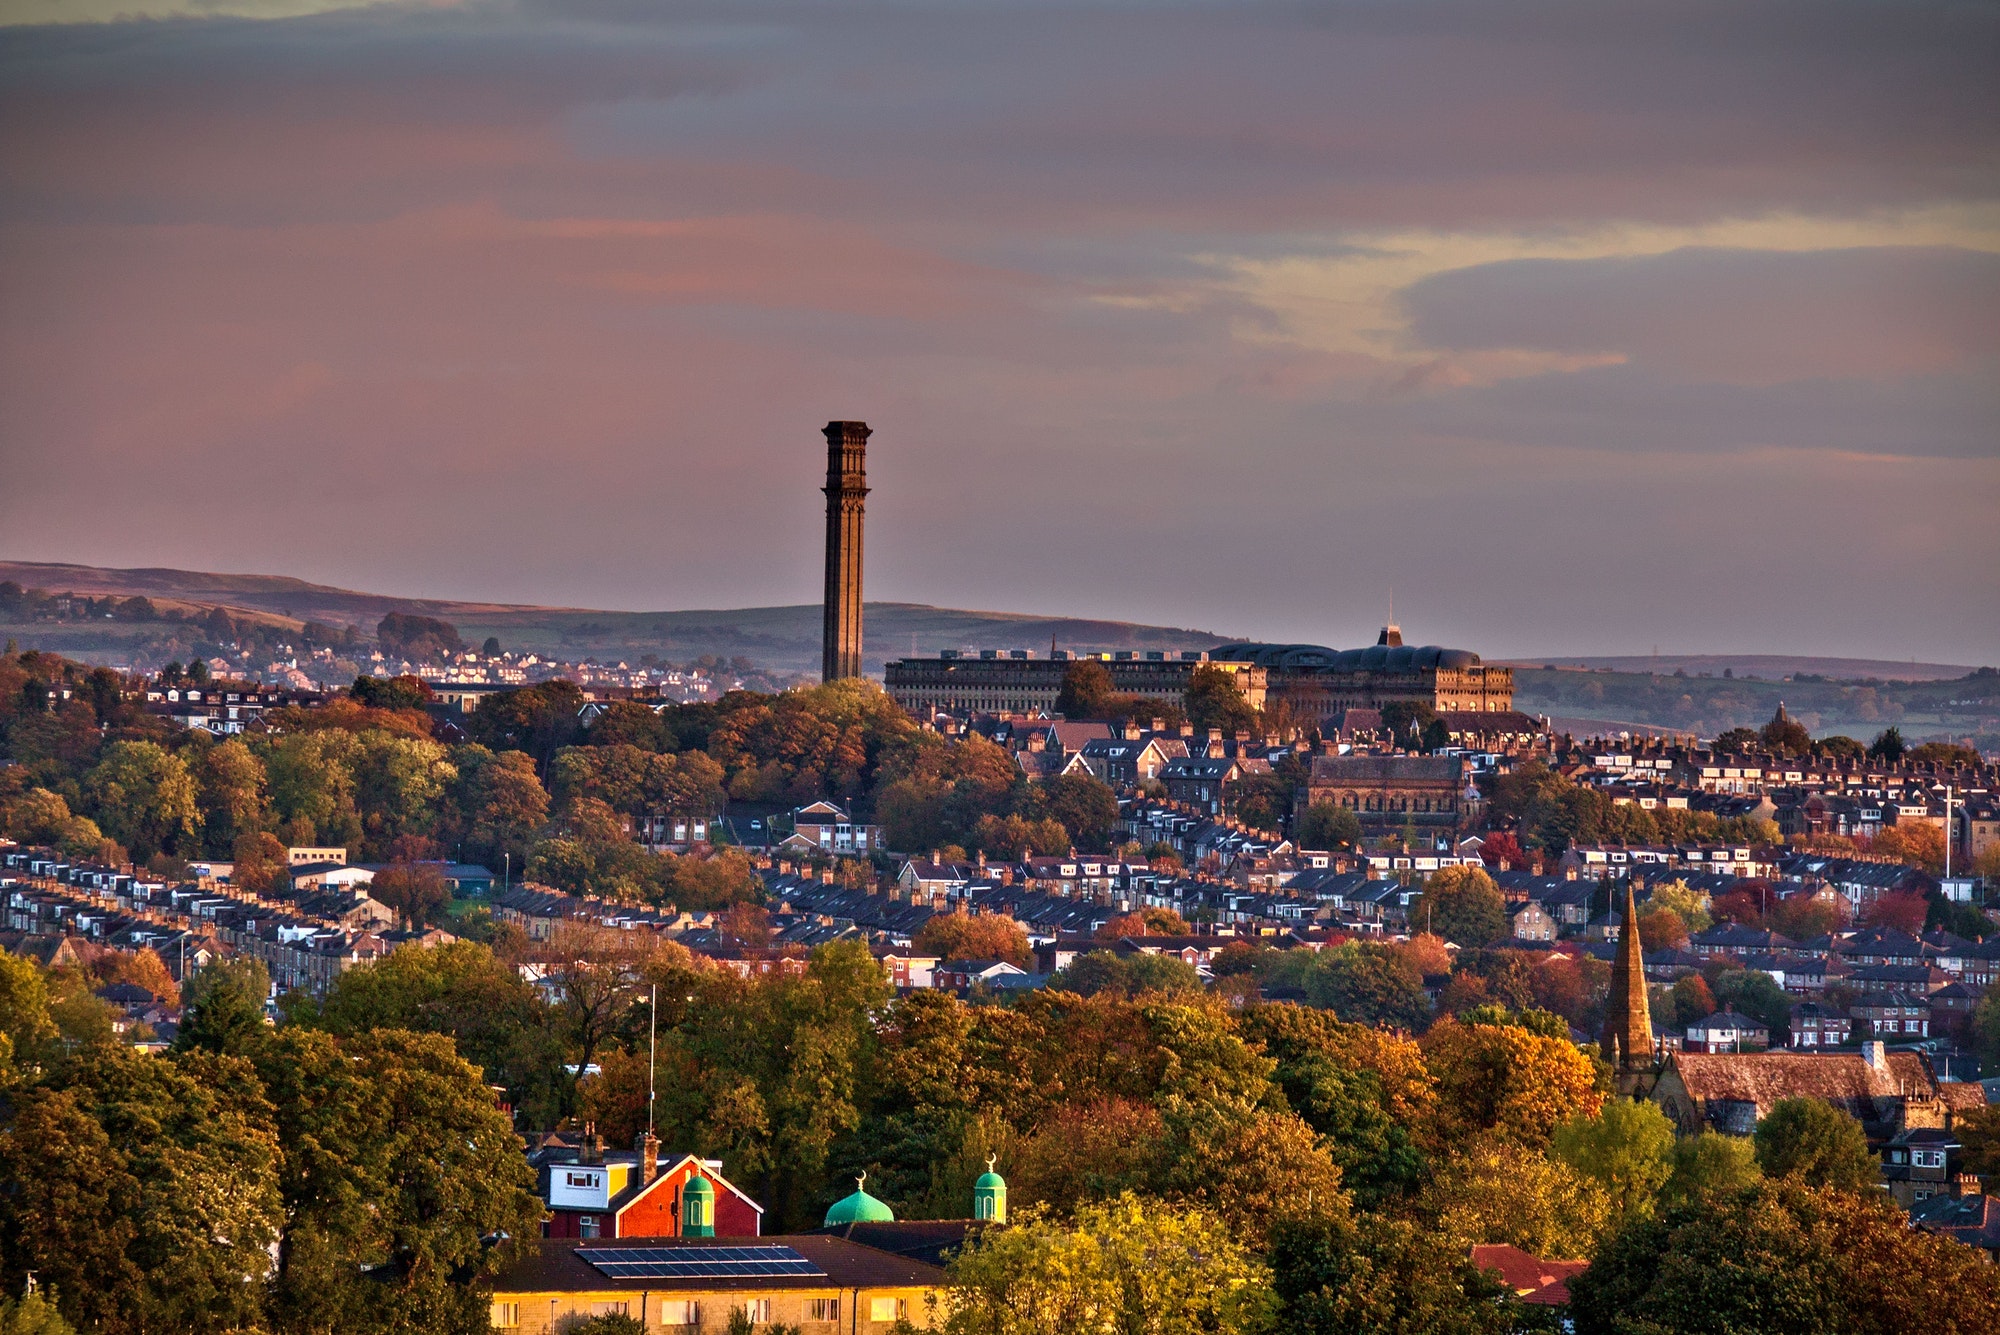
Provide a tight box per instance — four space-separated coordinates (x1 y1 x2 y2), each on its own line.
821 421 870 682
680 1170 715 1238
974 1156 1008 1224
1601 879 1655 1085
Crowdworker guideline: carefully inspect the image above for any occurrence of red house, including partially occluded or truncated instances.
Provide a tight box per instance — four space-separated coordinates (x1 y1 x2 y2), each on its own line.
539 1132 764 1240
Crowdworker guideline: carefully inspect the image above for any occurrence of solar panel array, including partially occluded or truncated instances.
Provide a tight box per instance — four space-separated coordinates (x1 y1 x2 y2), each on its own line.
579 1245 827 1280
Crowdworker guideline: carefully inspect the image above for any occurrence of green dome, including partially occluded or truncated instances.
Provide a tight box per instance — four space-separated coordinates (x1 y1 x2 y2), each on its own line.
824 1175 895 1227
975 1170 1006 1191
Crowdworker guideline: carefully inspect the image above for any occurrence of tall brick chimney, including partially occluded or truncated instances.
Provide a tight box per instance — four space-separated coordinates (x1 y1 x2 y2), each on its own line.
822 421 870 682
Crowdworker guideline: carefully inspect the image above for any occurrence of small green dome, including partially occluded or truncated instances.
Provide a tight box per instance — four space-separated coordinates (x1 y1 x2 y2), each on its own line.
824 1174 895 1227
975 1170 1005 1191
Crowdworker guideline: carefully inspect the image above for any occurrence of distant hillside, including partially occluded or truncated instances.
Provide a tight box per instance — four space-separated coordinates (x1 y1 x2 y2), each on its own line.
0 560 1232 674
1513 664 1999 750
1499 653 1977 683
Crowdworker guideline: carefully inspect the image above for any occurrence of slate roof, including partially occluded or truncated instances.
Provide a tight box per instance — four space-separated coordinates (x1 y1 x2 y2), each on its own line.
492 1234 945 1294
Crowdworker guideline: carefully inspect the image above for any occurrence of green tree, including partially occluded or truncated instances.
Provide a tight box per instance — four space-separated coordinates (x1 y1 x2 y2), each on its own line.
348 673 434 711
1867 726 1905 762
191 737 269 855
1647 880 1712 932
1184 665 1259 735
0 1291 78 1335
1306 945 1431 1031
1270 1212 1521 1335
452 745 550 871
1054 661 1116 720
1549 1098 1676 1226
1411 866 1508 946
174 958 270 1058
0 950 57 1075
255 1028 541 1332
83 740 200 858
298 940 546 1096
1041 774 1120 852
1658 1131 1762 1208
1295 800 1362 851
1752 1098 1877 1191
1569 1180 2000 1335
942 1193 1275 1335
1050 951 1202 999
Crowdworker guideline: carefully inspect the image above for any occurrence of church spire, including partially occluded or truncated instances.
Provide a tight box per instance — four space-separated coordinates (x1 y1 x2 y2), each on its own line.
1601 879 1654 1075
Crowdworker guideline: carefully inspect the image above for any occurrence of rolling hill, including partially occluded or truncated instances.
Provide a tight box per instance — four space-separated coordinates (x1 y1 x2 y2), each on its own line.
0 560 1232 675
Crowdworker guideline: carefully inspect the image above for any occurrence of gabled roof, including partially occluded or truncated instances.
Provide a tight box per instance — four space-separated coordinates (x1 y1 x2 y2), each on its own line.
1666 1050 1938 1123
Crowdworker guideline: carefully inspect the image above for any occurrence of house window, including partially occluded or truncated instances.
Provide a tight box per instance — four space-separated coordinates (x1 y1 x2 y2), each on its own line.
1915 1151 1946 1168
590 1302 629 1318
742 1298 773 1322
808 1298 841 1321
489 1301 520 1329
659 1300 702 1325
578 1215 599 1238
870 1297 908 1321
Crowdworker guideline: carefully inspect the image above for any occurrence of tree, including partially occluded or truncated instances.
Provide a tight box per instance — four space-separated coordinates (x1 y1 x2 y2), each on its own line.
1411 866 1508 947
232 830 290 896
1306 945 1432 1031
1184 665 1259 735
1758 706 1810 757
0 1291 78 1335
1659 1131 1762 1208
917 911 1032 967
174 958 270 1058
1710 966 1794 1038
191 738 268 855
348 674 434 711
1050 951 1201 999
375 613 464 661
941 1193 1275 1335
1752 1098 1877 1192
1042 774 1120 852
1635 905 1690 950
1270 1212 1521 1335
1668 974 1717 1029
1569 1180 2000 1335
1421 1019 1604 1150
1713 727 1759 754
1871 823 1946 876
254 1028 541 1331
1858 887 1928 933
1867 727 1905 762
1296 801 1363 851
1550 1099 1676 1226
1380 701 1442 749
369 862 450 927
84 740 200 858
3 1047 284 1335
1054 661 1116 720
1647 880 1712 932
1427 1141 1612 1260
454 746 550 870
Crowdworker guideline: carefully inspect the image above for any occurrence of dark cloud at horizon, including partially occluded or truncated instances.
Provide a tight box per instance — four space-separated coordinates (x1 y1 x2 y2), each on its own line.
0 0 1994 663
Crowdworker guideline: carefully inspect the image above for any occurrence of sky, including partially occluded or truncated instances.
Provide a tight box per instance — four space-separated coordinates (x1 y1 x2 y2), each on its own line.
1 0 1996 664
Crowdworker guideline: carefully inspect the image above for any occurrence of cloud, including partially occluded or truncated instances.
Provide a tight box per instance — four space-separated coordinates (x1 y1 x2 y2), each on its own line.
0 1 1995 660
1401 245 2000 386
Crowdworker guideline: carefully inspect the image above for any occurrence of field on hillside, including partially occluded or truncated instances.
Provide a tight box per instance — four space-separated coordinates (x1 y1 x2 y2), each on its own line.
1514 665 2000 748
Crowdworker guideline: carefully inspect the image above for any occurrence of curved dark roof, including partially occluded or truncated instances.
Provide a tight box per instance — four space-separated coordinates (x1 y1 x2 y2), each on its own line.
1207 642 1483 671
